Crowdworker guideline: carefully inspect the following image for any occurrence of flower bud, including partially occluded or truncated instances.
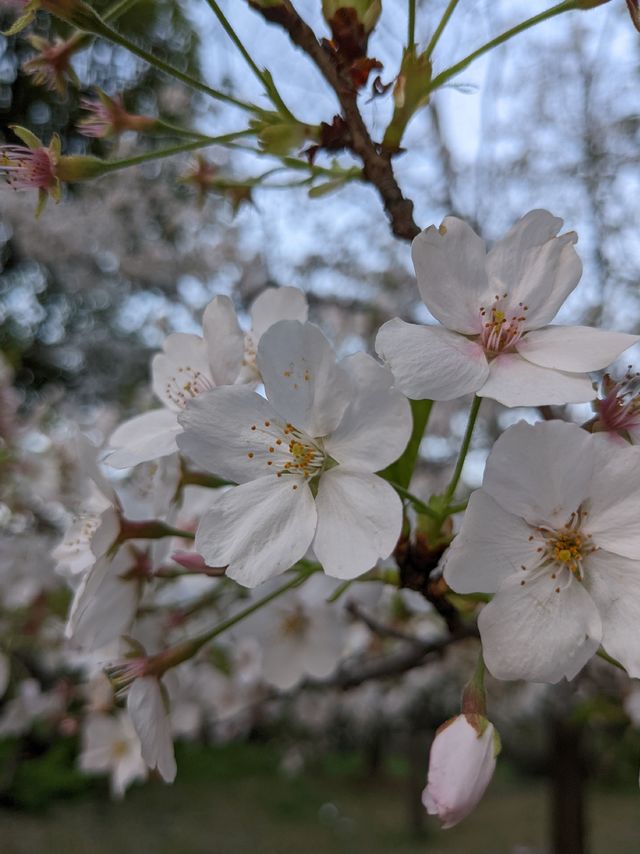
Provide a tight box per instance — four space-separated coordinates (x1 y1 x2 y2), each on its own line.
423 714 500 829
322 0 382 34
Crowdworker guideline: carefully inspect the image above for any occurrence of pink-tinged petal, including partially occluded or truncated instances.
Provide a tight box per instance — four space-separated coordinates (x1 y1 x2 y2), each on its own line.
443 491 541 594
478 570 602 683
423 715 497 829
324 360 412 472
481 421 594 528
583 440 640 559
411 217 488 334
517 325 639 372
479 353 595 407
177 386 281 483
313 469 402 579
585 550 640 677
195 476 317 588
152 333 214 412
486 210 582 329
105 409 181 468
257 320 351 437
250 286 308 339
127 677 176 783
201 295 244 386
375 319 489 401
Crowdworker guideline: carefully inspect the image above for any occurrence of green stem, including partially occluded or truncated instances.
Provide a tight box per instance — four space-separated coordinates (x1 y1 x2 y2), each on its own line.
151 564 318 672
89 18 257 113
596 648 626 672
424 0 461 60
103 0 141 21
429 0 578 91
390 482 438 520
98 130 255 174
447 500 468 515
204 0 294 118
407 0 416 48
444 396 481 503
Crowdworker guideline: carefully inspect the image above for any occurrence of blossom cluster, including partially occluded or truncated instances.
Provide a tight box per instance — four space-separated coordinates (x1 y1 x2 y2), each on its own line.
38 209 640 821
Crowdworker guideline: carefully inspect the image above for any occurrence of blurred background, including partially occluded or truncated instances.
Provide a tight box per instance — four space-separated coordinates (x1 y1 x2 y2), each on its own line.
1 1 640 851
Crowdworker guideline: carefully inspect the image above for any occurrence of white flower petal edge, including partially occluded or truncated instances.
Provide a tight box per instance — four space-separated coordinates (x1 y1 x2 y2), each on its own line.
257 319 352 437
480 420 594 527
127 677 177 784
313 469 402 579
478 354 595 407
105 409 181 469
585 551 640 677
375 319 489 401
517 325 639 373
478 571 602 683
202 295 244 386
250 286 308 338
443 491 541 594
195 476 317 588
324 352 412 471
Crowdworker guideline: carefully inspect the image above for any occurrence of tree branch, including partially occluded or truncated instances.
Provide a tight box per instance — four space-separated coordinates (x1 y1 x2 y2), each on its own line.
249 1 420 241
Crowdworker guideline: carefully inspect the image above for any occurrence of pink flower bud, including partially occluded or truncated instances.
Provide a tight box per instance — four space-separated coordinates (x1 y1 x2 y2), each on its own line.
422 714 499 829
171 550 207 571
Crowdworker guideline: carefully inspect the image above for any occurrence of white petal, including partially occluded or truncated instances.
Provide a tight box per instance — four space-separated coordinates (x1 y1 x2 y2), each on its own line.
478 353 595 407
250 286 308 338
128 677 177 783
478 570 602 683
257 320 351 437
195 476 316 587
583 441 640 559
177 386 281 483
340 351 394 391
517 326 639 372
313 469 402 579
152 333 213 411
486 211 582 329
411 218 488 334
324 370 412 472
375 319 489 401
202 295 244 386
66 550 139 650
443 491 541 594
482 420 594 527
584 550 640 677
105 410 181 468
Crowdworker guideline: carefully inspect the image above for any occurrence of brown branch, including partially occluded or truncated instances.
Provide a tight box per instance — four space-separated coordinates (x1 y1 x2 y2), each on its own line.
249 1 421 242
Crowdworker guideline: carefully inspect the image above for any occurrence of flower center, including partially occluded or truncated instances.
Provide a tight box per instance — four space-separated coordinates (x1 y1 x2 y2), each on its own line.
596 369 640 434
280 605 309 637
478 293 528 356
247 419 326 480
163 365 214 409
522 507 596 590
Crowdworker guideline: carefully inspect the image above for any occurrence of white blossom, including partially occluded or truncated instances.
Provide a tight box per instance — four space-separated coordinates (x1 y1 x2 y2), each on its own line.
376 210 638 407
127 676 177 783
444 420 640 682
79 712 147 798
177 320 412 586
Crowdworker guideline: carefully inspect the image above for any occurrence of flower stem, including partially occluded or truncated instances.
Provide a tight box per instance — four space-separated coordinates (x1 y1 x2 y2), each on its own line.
424 0 461 60
88 18 257 113
444 396 482 503
390 482 438 519
204 0 294 119
98 130 255 174
407 0 416 48
149 564 319 673
429 0 578 91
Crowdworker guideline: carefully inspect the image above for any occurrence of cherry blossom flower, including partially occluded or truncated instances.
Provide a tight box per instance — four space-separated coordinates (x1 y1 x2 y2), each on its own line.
0 127 61 216
22 35 79 94
78 91 156 138
127 676 177 783
105 287 308 468
423 714 498 829
178 320 412 586
444 420 640 682
79 712 147 798
587 369 640 444
376 210 638 407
